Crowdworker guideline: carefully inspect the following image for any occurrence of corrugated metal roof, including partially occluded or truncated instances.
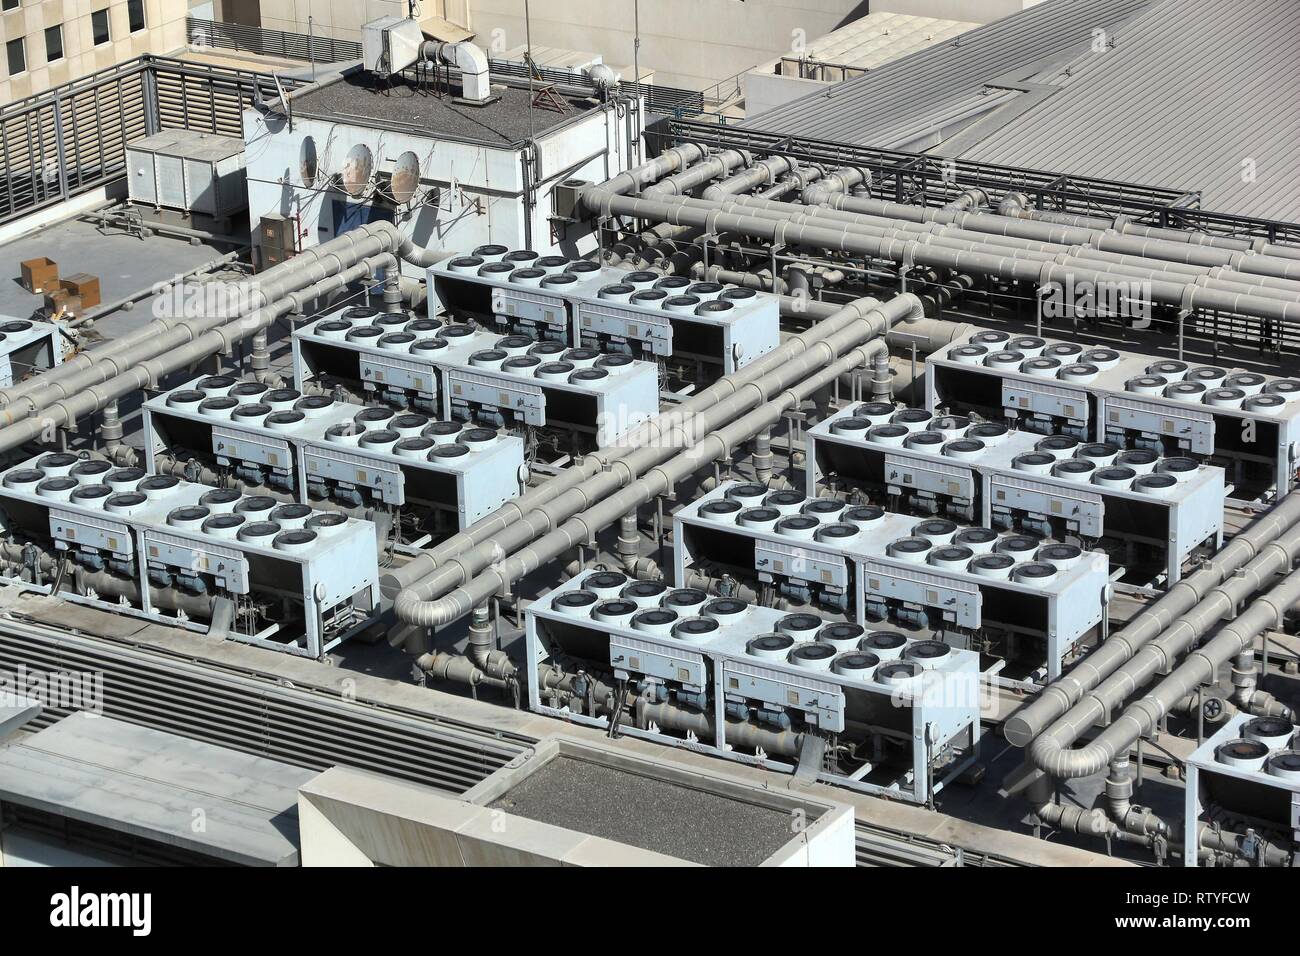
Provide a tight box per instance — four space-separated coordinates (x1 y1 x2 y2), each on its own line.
959 0 1300 220
741 0 1155 145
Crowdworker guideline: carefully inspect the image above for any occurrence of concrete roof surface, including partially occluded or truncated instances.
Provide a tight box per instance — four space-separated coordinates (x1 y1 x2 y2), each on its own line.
0 712 316 865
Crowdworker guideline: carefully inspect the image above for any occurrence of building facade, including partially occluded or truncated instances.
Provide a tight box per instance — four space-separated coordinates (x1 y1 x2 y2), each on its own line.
1 0 189 101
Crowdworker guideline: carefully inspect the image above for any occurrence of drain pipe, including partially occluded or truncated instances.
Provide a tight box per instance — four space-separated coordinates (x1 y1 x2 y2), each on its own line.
1005 489 1300 747
1030 528 1300 781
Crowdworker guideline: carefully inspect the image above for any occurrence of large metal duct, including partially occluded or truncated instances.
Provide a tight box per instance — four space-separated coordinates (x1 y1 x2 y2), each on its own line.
0 254 395 454
1029 521 1300 779
0 221 443 431
387 292 930 628
396 316 894 625
1004 490 1300 747
580 189 1300 328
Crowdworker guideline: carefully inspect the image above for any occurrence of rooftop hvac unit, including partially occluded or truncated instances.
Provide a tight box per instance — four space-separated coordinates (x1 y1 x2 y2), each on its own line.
525 571 979 805
126 130 247 218
362 16 427 77
1185 714 1300 868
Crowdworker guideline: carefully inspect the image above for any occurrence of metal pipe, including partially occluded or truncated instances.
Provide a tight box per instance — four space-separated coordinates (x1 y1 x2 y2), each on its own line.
397 324 888 626
1030 524 1300 779
1005 490 1300 747
384 292 928 618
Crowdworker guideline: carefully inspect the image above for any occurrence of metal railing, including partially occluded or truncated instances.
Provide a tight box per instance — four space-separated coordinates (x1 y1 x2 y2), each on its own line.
0 55 309 228
487 57 706 116
186 17 362 64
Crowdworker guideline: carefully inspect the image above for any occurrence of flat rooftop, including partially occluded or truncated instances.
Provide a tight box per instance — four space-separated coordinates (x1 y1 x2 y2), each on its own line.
487 755 796 866
0 712 316 865
291 72 595 145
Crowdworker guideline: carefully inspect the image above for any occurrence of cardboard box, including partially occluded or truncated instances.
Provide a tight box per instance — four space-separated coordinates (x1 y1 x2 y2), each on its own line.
43 289 81 317
60 273 101 310
20 257 58 294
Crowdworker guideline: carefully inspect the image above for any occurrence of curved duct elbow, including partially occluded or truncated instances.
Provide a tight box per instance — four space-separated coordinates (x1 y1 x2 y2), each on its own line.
422 39 492 102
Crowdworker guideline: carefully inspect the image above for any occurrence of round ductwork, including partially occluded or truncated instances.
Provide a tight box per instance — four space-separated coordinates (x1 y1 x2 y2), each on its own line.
672 616 720 644
737 506 780 532
1204 387 1245 408
996 535 1039 561
970 553 1015 579
775 516 819 540
591 599 637 627
1037 543 1084 571
585 571 629 599
1244 716 1294 750
954 527 999 554
887 536 932 563
1092 465 1136 489
816 623 864 652
1036 435 1080 460
631 608 678 637
662 588 708 617
1057 362 1100 384
1224 372 1265 395
274 530 319 554
912 518 957 545
949 345 987 366
1081 348 1120 370
984 350 1025 370
1159 457 1196 481
702 598 748 625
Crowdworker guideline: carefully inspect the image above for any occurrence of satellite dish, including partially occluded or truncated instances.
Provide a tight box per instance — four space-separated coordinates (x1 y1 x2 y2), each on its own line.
341 143 373 198
389 151 421 204
299 136 318 188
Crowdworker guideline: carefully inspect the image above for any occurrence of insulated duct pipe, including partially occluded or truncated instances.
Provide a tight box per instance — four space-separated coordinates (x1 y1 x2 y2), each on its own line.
0 255 395 453
1046 564 1300 781
419 40 491 102
399 323 890 625
809 188 1300 280
999 191 1300 261
581 189 1300 327
1005 489 1300 747
702 156 795 200
643 149 748 195
0 221 442 427
1029 522 1300 779
387 293 928 627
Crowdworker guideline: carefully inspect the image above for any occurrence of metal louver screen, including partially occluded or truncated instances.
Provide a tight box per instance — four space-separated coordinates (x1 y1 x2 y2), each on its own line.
0 622 533 795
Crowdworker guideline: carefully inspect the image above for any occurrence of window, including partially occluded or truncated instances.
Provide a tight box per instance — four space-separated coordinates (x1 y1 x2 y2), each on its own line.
44 24 62 62
6 36 24 76
127 0 145 32
1 0 19 13
91 8 110 45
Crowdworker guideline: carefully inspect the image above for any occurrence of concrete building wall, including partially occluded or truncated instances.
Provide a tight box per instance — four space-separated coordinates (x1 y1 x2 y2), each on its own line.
465 0 873 91
252 0 471 43
0 0 189 102
874 0 1043 21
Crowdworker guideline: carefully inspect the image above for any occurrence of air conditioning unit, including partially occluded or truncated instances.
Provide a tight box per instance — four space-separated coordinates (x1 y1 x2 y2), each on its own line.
362 16 426 77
